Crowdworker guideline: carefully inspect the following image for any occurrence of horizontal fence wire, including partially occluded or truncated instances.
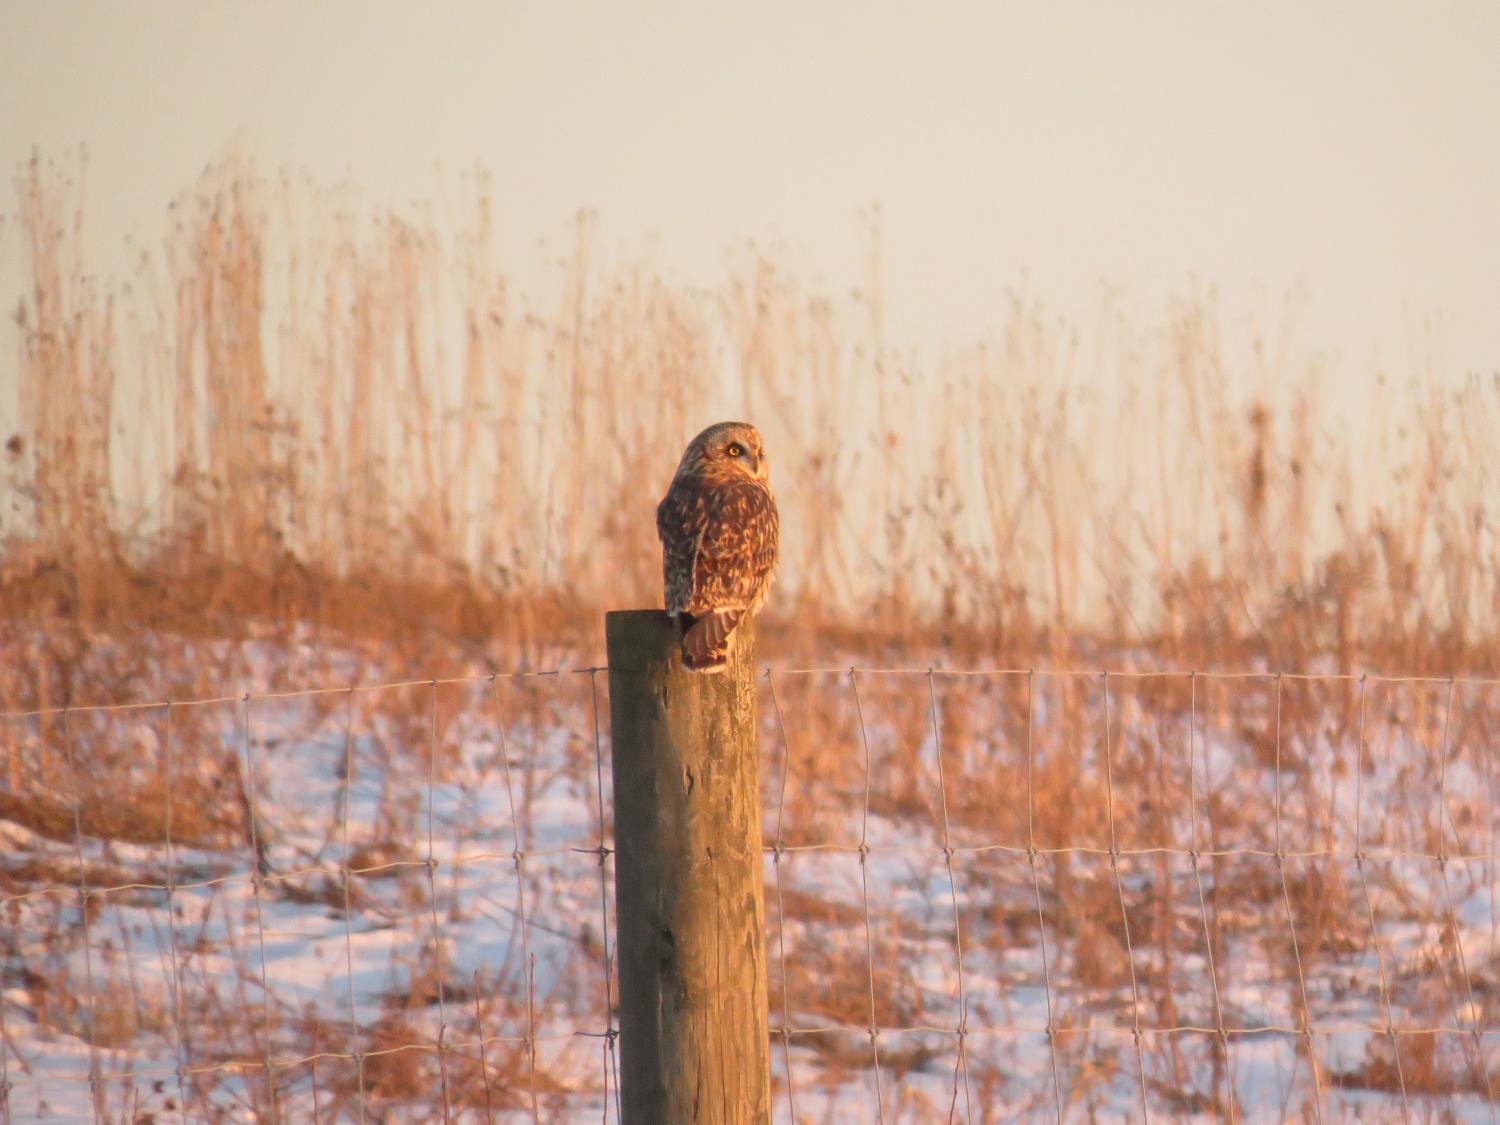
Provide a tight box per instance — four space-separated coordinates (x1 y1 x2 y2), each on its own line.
1 664 1496 1121
762 666 1499 1123
1 670 620 1123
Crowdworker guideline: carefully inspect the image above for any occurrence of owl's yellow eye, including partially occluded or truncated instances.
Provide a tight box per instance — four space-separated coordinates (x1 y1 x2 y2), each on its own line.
726 442 745 458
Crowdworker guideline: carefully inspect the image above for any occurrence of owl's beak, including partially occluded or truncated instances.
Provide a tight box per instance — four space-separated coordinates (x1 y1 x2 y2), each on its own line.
754 455 768 481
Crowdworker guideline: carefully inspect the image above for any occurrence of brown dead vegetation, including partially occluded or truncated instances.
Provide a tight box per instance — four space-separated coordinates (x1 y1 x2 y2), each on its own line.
3 150 1498 1119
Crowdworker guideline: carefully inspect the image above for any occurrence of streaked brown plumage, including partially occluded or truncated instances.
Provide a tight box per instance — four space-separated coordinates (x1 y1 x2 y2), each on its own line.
657 421 779 671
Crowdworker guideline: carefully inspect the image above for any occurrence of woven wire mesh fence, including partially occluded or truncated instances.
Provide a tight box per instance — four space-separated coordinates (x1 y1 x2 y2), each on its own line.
1 671 622 1123
1 666 1497 1121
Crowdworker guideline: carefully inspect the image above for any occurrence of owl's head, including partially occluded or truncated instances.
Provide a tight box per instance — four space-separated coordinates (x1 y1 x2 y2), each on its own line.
674 421 768 484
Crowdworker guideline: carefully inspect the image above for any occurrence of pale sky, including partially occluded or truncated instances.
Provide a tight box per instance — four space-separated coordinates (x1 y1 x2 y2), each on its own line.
3 1 1498 377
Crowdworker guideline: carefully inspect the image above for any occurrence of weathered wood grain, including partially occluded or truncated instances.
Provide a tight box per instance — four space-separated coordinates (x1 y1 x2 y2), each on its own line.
606 609 770 1124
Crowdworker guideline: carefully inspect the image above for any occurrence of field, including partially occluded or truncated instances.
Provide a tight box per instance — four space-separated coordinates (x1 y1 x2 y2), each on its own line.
2 154 1498 1121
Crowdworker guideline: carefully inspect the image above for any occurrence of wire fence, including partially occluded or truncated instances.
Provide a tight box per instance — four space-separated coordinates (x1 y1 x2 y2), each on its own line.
1 666 1497 1121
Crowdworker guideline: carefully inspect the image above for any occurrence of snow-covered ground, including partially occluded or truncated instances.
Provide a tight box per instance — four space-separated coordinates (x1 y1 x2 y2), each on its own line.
2 652 1496 1121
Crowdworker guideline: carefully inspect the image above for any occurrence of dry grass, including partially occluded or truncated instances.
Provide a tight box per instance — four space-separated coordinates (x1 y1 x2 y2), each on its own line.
4 150 1500 694
2 149 1498 1119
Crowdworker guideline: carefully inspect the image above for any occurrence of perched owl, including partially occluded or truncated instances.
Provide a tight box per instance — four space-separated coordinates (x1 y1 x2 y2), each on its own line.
657 421 780 671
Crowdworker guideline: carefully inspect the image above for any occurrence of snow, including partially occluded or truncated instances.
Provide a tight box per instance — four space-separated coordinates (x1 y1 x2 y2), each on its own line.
2 648 1496 1121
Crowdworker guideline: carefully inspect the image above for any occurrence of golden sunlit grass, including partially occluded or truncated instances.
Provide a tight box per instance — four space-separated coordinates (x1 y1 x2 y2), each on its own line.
5 149 1500 697
2 151 1497 1119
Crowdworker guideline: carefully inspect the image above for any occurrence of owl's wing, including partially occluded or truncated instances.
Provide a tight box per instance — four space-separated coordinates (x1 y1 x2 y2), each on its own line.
657 476 778 613
657 482 703 614
689 479 779 612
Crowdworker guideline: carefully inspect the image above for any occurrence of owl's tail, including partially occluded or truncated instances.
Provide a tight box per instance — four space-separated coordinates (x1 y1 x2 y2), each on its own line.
679 609 742 672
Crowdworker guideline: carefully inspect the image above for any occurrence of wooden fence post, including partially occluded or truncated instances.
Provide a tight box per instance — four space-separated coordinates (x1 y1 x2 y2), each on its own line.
605 609 771 1124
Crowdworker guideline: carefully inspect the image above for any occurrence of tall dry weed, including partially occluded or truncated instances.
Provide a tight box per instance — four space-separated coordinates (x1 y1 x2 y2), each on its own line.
2 150 1497 684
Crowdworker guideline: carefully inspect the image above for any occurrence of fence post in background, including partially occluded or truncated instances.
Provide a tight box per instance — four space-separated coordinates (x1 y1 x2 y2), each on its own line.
605 609 771 1124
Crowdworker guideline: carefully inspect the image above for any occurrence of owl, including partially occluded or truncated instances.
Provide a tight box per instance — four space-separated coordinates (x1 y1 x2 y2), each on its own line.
656 421 780 671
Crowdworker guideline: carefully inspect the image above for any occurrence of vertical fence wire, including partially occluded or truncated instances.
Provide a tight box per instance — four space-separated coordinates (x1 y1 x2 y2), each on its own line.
423 681 455 1123
239 694 281 1122
1186 673 1238 1122
925 670 974 1124
160 703 193 1117
62 707 104 1123
0 802 9 1119
337 687 369 1121
586 668 622 1124
848 669 888 1121
1271 674 1327 1123
764 669 800 1123
473 970 496 1123
1100 672 1152 1124
489 674 543 1125
1488 677 1500 1115
1023 670 1067 1124
1350 675 1412 1120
